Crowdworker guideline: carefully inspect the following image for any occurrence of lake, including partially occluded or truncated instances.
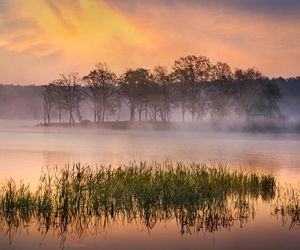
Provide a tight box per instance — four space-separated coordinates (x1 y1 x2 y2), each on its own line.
0 120 300 250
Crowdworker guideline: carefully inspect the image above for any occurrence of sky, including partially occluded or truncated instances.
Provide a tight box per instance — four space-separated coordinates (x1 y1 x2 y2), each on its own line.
0 0 299 84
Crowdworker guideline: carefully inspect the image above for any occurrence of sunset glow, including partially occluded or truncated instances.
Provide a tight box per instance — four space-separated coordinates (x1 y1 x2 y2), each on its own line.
0 0 299 83
1 1 300 249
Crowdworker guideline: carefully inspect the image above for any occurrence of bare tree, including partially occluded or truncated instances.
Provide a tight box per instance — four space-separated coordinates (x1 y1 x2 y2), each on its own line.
83 63 117 123
57 73 86 124
42 83 58 124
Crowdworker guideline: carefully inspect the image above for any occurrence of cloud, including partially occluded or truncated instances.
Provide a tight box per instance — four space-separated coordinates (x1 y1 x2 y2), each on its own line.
109 0 300 17
0 0 159 78
109 1 300 76
0 0 156 55
0 0 299 83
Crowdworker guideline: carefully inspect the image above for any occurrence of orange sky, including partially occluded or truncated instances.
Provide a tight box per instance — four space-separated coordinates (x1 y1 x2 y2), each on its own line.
0 0 299 84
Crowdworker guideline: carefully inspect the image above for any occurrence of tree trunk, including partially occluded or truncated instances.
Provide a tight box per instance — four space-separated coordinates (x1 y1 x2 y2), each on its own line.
102 104 106 122
97 104 102 123
94 101 97 123
47 105 51 124
145 102 148 121
117 104 121 121
69 109 75 123
59 104 62 123
43 102 47 125
182 103 185 122
130 104 135 121
76 107 83 123
191 103 195 122
154 106 157 122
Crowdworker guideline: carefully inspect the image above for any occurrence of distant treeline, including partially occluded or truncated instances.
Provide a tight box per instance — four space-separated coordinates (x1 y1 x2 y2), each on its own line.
0 85 43 119
0 55 299 123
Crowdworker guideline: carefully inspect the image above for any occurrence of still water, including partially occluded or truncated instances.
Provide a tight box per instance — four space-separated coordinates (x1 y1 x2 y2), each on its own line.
0 120 300 250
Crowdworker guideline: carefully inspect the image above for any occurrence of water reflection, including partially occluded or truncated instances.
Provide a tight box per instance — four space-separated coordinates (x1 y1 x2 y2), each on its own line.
0 198 259 249
272 186 300 229
1 121 300 249
0 162 276 249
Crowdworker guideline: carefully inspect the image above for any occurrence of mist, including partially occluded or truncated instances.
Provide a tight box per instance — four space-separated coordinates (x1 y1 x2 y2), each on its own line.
0 59 299 133
1 1 300 248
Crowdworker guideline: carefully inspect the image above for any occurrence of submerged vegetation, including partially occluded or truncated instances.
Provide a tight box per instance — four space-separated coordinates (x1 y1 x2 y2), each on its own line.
0 161 276 246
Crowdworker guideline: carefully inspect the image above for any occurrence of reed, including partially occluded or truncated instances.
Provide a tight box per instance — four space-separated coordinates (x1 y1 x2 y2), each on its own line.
0 161 276 243
272 186 300 228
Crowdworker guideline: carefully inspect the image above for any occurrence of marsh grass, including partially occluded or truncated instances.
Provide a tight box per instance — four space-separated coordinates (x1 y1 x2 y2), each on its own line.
0 161 276 245
272 185 300 228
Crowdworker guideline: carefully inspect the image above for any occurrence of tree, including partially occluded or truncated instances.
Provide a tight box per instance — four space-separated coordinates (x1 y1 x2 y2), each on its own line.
58 73 86 123
152 66 173 122
232 68 281 121
147 77 160 122
83 63 117 123
255 80 282 119
48 79 65 123
35 54 288 125
42 83 57 124
209 62 233 120
172 55 212 121
120 68 152 121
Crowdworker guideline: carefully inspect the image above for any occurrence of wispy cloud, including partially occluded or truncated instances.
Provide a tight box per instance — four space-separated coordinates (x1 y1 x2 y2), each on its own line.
0 0 299 83
0 0 157 56
110 0 300 17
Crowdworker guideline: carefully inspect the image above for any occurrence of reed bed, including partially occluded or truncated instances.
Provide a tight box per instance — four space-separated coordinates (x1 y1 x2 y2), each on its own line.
272 186 300 228
0 161 276 243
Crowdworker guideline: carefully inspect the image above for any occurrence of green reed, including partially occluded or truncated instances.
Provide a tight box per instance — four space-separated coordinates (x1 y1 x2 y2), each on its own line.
0 161 276 244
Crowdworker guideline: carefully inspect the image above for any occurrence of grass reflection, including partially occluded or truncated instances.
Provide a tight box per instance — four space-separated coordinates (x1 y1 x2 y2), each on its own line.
0 162 276 247
272 186 300 229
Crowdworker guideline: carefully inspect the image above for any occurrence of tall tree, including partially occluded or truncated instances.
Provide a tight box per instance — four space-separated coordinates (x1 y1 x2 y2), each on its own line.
120 68 152 121
254 80 282 119
58 73 86 123
209 62 233 120
147 78 160 122
42 83 57 124
233 68 273 121
152 66 173 122
172 55 212 121
83 63 117 123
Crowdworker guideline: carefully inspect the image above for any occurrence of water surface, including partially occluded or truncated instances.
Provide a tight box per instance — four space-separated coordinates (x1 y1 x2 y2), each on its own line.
0 120 300 249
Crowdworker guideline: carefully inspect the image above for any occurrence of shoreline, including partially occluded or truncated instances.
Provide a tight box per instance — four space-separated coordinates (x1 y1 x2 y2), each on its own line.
36 120 300 133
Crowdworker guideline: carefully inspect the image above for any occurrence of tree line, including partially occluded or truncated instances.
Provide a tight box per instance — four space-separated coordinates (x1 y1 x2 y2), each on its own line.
41 55 283 124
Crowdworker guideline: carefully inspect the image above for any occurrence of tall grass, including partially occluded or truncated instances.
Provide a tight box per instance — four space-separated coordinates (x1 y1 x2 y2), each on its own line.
0 161 276 243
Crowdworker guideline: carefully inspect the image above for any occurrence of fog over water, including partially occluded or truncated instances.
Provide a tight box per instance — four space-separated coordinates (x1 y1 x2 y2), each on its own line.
1 120 300 186
1 119 300 250
1 1 300 248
